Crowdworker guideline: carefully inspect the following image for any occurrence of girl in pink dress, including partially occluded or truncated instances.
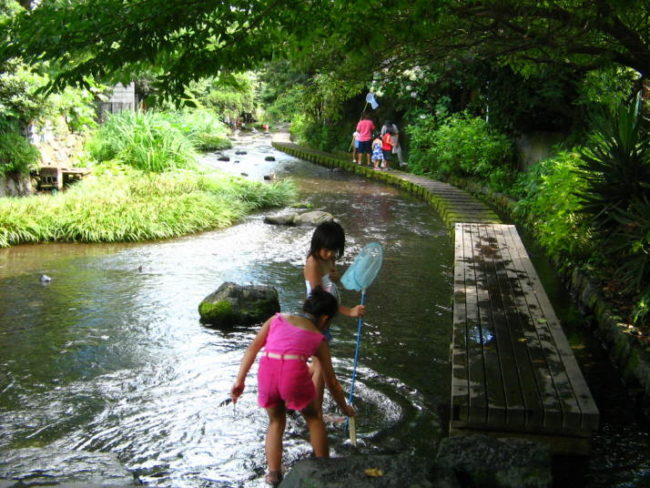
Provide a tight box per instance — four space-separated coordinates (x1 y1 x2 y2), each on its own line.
230 287 356 486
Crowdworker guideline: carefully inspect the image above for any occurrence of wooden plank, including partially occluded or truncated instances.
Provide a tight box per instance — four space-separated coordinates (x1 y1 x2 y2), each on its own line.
462 225 488 425
451 224 470 424
502 225 599 432
451 223 598 444
469 224 507 427
474 224 526 428
481 224 544 430
500 225 583 430
492 225 564 430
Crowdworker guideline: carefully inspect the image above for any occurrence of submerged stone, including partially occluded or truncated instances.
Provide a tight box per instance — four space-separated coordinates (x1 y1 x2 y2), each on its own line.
0 447 137 486
280 453 455 488
293 210 334 226
199 282 280 327
436 435 552 488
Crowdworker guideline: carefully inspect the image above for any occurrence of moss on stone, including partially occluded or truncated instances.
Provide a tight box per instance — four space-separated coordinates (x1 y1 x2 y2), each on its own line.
199 300 236 325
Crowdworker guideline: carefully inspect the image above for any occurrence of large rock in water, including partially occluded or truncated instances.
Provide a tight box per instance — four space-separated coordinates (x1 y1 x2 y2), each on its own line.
199 282 280 327
436 435 553 488
0 447 137 486
264 210 334 226
280 453 458 488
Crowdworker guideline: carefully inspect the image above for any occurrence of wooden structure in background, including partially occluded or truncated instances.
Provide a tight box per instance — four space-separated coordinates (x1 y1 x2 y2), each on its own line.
37 166 91 191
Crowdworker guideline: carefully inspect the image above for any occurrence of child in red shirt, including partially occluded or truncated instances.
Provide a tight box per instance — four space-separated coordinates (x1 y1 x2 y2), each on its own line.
381 132 393 170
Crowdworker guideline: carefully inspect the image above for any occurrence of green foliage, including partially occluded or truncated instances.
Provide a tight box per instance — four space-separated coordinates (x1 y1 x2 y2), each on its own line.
576 67 640 118
633 289 650 327
0 60 47 123
577 96 650 237
0 58 100 131
513 151 592 262
264 85 304 123
577 95 650 296
86 110 198 172
46 87 98 133
0 167 297 247
161 109 232 152
407 112 513 189
0 126 40 176
183 74 257 119
607 195 650 297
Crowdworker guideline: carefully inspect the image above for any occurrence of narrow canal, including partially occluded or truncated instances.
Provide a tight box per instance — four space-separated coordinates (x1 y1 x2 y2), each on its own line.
0 134 647 487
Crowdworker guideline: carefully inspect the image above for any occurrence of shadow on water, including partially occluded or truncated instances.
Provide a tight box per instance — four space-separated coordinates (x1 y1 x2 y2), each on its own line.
0 134 647 487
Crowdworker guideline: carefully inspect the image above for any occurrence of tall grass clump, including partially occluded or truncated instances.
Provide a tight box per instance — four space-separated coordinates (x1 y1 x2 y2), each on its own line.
162 108 232 152
86 110 197 172
0 167 296 247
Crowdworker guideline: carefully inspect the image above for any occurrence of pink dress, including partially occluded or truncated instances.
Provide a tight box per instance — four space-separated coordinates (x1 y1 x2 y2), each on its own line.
257 314 325 410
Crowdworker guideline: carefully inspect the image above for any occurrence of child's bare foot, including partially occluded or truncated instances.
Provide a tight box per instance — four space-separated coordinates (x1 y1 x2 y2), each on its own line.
265 470 283 486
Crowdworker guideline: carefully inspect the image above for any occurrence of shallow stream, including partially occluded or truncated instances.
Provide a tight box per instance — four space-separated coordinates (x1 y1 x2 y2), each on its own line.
0 134 647 487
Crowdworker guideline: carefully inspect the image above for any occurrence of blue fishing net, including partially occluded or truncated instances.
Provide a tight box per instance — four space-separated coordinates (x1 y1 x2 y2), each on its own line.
341 242 384 291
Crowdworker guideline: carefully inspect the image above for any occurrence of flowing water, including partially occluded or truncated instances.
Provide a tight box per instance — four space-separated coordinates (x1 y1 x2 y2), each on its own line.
0 134 647 487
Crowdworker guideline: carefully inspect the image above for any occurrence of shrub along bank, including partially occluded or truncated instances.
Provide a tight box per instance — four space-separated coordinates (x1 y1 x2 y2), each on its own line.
0 108 295 247
0 166 296 247
406 103 649 331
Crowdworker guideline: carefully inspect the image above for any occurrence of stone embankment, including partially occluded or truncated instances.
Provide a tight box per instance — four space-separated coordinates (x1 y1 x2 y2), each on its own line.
272 139 650 420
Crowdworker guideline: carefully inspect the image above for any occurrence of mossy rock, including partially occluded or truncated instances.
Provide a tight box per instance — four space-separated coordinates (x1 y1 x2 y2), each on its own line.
199 282 280 327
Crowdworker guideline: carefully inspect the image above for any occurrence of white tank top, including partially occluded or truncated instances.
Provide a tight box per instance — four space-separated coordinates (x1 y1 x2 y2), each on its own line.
305 273 340 303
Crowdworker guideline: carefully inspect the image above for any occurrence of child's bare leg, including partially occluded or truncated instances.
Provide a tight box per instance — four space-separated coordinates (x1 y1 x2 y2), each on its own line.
265 404 287 472
301 403 329 457
309 357 325 419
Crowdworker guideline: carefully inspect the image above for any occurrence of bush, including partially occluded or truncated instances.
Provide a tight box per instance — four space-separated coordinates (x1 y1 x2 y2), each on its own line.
513 150 592 263
407 112 513 189
0 128 40 176
0 167 297 247
86 110 197 172
576 95 650 310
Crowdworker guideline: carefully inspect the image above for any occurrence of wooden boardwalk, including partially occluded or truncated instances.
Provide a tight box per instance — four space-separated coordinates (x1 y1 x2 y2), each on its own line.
451 223 599 453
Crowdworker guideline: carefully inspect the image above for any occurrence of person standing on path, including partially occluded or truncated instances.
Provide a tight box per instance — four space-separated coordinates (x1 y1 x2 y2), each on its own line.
351 131 360 163
381 130 394 170
371 132 384 170
381 120 406 167
355 113 375 166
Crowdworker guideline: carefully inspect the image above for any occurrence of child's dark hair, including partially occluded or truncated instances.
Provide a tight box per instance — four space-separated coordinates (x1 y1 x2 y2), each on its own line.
309 221 345 259
303 286 338 319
